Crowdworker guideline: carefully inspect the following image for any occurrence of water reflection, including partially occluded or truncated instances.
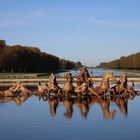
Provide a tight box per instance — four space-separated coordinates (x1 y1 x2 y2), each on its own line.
48 98 59 116
1 91 136 120
56 69 140 77
0 94 31 106
97 97 116 119
113 97 128 117
42 95 130 120
63 98 74 118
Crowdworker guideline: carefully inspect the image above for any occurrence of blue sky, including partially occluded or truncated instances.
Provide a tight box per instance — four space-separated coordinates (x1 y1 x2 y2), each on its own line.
0 0 140 66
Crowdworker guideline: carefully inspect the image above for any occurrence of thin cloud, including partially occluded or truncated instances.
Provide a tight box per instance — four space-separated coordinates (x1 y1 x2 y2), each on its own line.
0 21 28 27
0 10 45 18
90 16 140 28
56 27 85 47
0 10 46 27
16 11 45 18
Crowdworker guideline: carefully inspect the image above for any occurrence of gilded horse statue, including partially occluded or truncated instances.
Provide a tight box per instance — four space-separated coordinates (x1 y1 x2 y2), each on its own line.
75 66 93 96
111 73 127 95
111 73 135 96
0 81 31 97
74 82 89 96
63 72 75 96
89 72 116 95
37 82 49 96
77 66 91 86
47 73 62 95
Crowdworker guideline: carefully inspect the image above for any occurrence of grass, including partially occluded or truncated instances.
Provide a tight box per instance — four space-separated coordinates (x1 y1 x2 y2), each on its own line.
0 73 38 79
0 68 140 79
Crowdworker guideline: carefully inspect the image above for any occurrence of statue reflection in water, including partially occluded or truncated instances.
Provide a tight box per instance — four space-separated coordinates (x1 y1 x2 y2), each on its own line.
112 97 128 117
0 93 31 106
0 91 129 120
75 97 90 119
48 97 59 116
43 94 129 120
97 97 116 119
63 98 74 119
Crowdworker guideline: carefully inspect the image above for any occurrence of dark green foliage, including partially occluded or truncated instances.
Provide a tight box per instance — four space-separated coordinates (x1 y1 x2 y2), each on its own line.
0 40 82 72
0 39 6 50
97 52 140 70
59 59 81 70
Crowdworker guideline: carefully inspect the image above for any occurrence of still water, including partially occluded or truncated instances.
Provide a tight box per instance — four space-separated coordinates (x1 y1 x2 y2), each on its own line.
0 69 140 140
56 68 140 77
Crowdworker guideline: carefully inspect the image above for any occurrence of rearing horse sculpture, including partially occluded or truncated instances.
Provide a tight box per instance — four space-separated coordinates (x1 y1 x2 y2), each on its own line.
0 81 31 97
111 73 127 95
75 66 93 96
89 72 116 95
77 66 91 86
111 73 135 96
47 73 62 95
63 72 75 96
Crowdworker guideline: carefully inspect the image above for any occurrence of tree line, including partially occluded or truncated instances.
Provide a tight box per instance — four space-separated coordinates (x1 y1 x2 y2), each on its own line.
0 40 82 72
97 52 140 70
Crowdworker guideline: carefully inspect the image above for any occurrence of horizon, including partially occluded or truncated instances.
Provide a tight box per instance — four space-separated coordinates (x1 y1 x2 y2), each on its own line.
0 0 140 66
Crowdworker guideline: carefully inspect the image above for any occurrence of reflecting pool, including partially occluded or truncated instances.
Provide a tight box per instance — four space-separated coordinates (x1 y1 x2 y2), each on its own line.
0 84 140 140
